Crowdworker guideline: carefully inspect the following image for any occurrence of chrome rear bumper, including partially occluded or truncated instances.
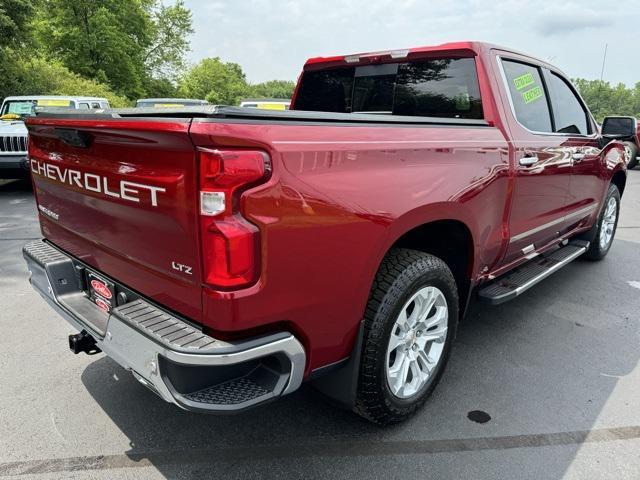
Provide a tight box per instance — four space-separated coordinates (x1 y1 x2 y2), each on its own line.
23 239 306 413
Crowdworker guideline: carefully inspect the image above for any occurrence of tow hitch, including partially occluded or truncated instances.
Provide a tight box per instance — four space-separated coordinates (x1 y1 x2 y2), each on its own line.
68 330 101 355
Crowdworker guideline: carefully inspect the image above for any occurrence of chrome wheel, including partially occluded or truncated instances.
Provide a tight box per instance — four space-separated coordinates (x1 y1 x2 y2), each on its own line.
386 286 448 399
599 196 618 250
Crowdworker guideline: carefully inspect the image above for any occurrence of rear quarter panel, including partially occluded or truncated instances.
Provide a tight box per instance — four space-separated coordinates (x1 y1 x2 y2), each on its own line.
191 121 510 372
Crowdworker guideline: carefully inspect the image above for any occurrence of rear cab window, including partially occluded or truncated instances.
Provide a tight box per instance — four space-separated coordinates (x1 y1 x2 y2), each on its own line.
501 60 552 132
294 56 484 119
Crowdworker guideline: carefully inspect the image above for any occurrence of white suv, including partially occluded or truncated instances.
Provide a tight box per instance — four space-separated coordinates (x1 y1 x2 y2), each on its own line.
0 96 110 178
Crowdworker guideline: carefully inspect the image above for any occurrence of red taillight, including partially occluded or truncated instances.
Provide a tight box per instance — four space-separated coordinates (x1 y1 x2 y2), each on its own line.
198 149 270 288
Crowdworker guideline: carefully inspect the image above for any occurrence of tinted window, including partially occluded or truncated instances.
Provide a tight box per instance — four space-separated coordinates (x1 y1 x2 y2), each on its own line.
547 73 589 135
352 64 397 113
295 67 355 113
395 58 483 118
294 57 483 119
502 60 552 132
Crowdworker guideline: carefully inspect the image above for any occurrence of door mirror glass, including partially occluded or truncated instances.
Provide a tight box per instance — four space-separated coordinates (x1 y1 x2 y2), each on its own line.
601 116 637 138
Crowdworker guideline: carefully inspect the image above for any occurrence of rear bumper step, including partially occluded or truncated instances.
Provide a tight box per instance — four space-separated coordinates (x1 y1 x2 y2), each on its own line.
23 239 306 413
478 240 589 305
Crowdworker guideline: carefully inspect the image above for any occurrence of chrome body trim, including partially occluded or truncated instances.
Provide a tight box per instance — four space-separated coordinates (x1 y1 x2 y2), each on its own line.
510 204 598 244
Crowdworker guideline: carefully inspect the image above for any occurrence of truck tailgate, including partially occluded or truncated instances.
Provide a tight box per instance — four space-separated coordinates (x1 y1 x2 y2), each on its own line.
27 118 203 323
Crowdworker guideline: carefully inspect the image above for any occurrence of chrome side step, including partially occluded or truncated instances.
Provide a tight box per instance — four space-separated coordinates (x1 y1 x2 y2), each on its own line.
478 240 589 305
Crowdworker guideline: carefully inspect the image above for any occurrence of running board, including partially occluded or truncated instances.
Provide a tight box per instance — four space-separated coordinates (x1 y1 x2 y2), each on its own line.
478 240 589 305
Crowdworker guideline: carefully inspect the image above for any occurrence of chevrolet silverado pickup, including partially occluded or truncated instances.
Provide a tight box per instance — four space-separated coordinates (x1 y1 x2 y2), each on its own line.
23 42 630 425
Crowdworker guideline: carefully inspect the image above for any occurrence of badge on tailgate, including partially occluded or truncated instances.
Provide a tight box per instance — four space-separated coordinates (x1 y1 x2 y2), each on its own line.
87 272 115 313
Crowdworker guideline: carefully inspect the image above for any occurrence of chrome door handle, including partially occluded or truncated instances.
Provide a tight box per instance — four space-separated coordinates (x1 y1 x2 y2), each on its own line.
572 153 586 161
519 156 539 167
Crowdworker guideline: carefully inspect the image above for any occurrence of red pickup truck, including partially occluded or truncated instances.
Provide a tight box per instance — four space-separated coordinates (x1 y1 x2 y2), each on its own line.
23 42 629 425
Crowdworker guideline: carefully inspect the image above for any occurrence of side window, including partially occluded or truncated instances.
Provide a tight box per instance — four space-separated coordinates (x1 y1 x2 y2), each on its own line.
547 73 590 135
78 103 90 110
91 102 101 109
501 60 552 132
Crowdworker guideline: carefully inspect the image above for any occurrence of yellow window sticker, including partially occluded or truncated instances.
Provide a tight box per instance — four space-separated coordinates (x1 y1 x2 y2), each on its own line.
153 103 184 108
257 103 287 110
522 86 544 104
513 73 535 91
37 99 72 107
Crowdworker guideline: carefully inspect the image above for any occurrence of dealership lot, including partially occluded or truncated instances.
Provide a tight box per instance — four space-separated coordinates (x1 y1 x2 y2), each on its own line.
0 174 639 479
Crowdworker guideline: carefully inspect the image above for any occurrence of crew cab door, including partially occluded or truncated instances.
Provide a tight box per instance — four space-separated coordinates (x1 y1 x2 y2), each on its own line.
498 57 574 265
542 69 603 229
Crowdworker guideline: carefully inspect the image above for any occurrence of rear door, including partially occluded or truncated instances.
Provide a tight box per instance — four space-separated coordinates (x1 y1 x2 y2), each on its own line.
27 118 204 322
543 69 603 229
498 57 574 265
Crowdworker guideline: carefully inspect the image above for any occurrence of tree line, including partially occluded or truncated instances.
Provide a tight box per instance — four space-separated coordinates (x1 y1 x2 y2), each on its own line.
0 0 295 107
1 0 638 116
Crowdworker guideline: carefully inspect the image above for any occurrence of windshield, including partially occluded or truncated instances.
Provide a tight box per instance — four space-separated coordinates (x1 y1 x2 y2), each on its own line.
1 101 37 117
1 99 75 118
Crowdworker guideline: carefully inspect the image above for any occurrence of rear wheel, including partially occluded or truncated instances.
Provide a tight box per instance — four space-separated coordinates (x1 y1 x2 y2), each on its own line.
355 249 458 425
583 184 620 261
623 141 638 170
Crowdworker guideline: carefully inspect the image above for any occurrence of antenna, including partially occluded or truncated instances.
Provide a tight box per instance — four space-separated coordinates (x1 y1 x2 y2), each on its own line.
599 43 608 82
593 43 608 118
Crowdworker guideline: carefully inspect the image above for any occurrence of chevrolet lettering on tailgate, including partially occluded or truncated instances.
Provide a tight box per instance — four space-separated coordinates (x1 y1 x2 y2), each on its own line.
30 159 166 206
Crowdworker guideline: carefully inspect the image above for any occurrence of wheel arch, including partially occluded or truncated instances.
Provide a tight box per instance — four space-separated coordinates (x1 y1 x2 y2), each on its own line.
611 168 626 197
368 204 478 320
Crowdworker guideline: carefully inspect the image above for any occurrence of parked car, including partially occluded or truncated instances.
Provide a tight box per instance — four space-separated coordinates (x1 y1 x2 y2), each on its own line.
0 96 110 179
23 41 628 425
135 98 209 108
610 119 639 169
240 98 291 110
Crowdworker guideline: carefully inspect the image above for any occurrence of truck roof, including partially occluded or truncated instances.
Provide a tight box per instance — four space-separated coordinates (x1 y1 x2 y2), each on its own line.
136 98 209 103
2 95 108 102
304 40 553 71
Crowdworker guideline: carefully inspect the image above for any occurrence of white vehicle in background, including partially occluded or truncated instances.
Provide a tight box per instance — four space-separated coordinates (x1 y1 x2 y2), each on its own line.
135 98 209 108
0 96 110 178
239 98 291 110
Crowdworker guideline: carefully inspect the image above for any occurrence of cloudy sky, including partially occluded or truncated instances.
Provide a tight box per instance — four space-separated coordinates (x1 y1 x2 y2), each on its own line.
182 0 640 86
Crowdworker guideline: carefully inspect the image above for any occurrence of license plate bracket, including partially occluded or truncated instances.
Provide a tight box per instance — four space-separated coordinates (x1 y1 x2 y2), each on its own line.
86 271 115 314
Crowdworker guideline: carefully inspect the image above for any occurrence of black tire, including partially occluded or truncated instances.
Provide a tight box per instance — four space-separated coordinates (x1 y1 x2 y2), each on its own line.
623 141 638 170
583 184 620 261
354 248 458 425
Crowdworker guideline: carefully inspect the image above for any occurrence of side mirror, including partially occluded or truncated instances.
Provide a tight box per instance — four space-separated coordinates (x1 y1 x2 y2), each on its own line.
601 116 637 139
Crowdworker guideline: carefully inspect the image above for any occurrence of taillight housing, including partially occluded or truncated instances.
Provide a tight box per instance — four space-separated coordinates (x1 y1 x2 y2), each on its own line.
198 148 271 288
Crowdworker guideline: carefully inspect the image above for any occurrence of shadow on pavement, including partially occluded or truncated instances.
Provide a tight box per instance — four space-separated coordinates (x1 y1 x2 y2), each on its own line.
73 240 640 478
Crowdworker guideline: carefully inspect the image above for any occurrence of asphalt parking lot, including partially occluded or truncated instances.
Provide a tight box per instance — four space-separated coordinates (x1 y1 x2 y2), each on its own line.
1 173 639 480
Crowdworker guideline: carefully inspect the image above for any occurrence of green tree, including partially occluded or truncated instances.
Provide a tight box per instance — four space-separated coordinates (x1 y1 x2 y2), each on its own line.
0 50 129 106
34 0 192 99
574 78 640 122
178 57 250 105
144 0 193 82
0 0 34 48
248 80 296 100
